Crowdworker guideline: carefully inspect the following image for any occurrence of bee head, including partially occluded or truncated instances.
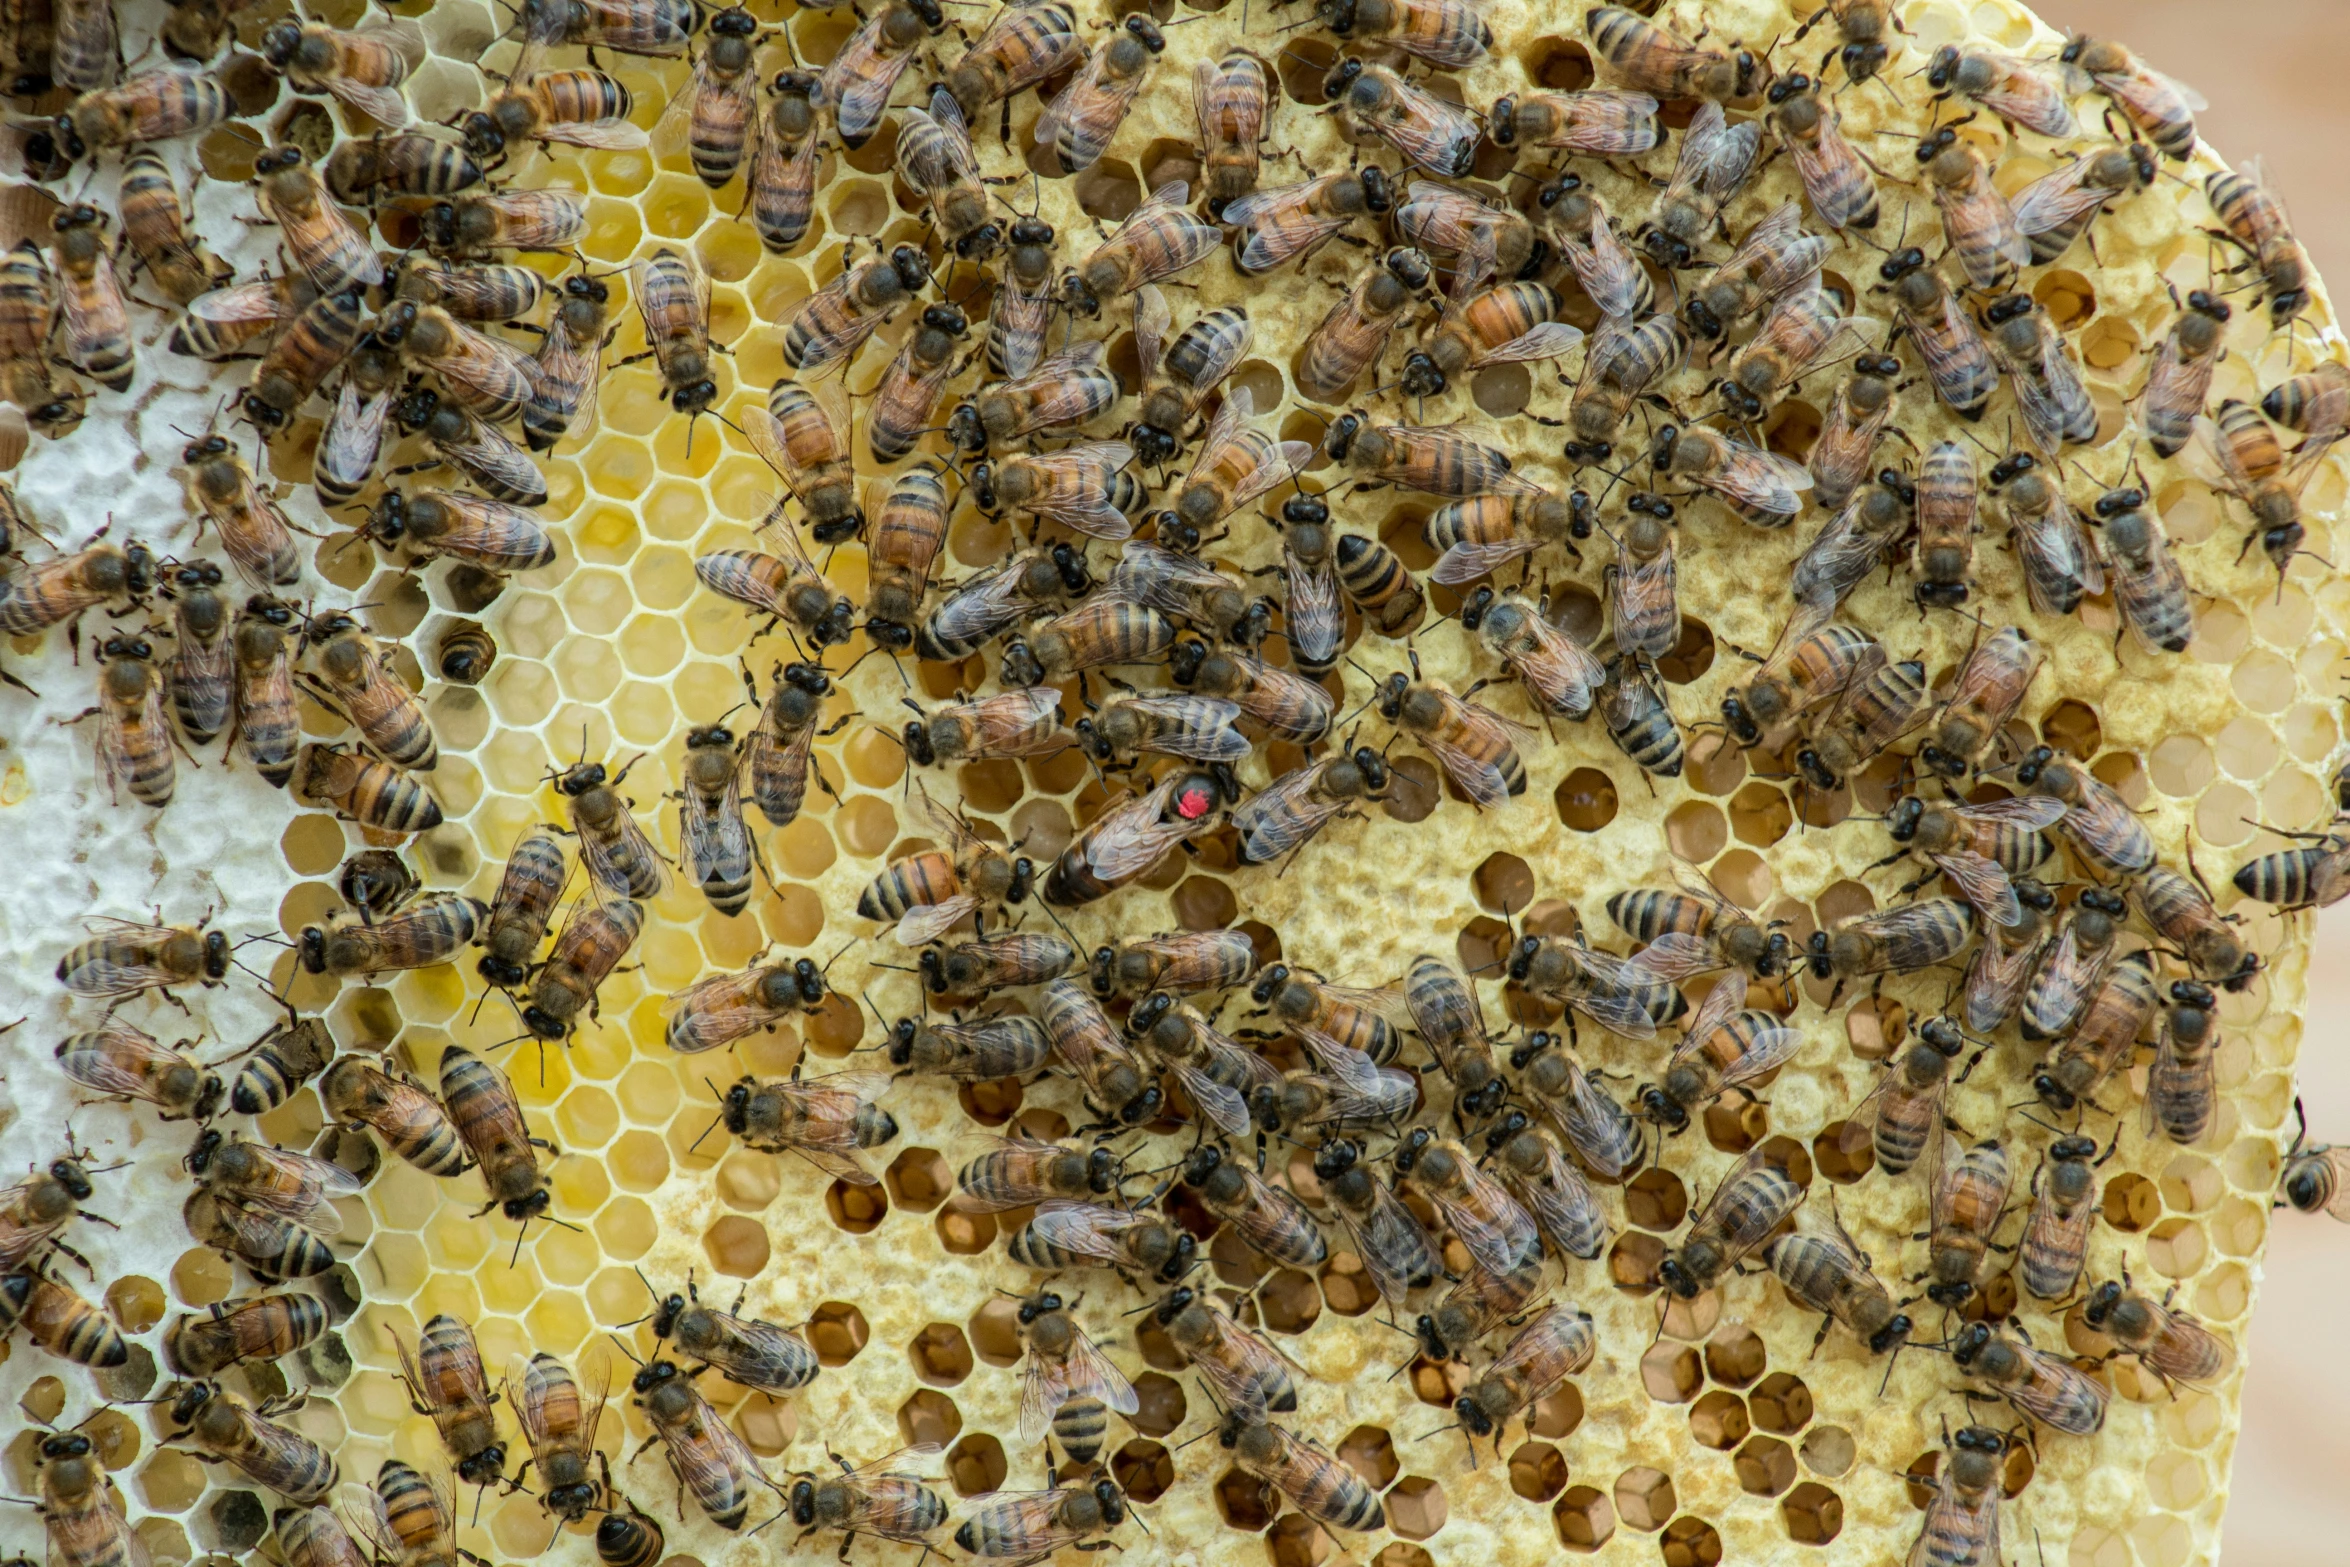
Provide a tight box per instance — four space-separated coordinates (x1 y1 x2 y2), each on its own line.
1885 796 1925 842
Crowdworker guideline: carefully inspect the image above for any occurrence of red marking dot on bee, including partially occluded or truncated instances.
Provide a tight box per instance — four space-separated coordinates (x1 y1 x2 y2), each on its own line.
1175 783 1215 820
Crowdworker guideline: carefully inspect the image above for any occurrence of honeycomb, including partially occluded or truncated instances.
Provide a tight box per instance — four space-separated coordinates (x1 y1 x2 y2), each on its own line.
0 0 2343 1564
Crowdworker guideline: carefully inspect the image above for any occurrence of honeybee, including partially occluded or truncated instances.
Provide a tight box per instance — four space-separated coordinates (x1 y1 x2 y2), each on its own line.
868 306 967 464
1598 652 1682 777
37 205 130 396
943 0 1082 125
1457 587 1604 722
301 610 435 770
1037 978 1160 1125
1919 625 2039 778
676 725 755 915
1914 128 2030 295
748 70 824 254
1294 246 1431 404
56 1020 220 1120
1987 451 2099 617
1223 168 1391 277
596 1501 665 1567
1043 766 1228 907
2015 1131 2108 1303
1012 1289 1137 1467
358 1460 461 1567
514 0 695 54
1123 293 1241 469
1804 359 1903 518
973 443 1146 544
697 538 856 649
1684 202 1830 342
311 332 402 509
57 915 226 1002
76 635 173 807
300 892 483 976
1224 745 1386 865
524 899 643 1041
1214 1417 1385 1537
323 132 483 203
253 145 382 293
525 272 611 452
631 1358 781 1530
1722 622 1883 746
1271 494 1417 670
1952 1324 2108 1433
1650 422 1812 528
1034 14 1162 176
2145 978 2221 1146
181 1188 332 1283
464 63 640 164
1490 86 1657 156
163 1290 331 1377
915 542 1092 663
170 271 317 362
440 1043 555 1224
513 1353 608 1522
179 434 300 589
0 1267 125 1367
241 284 367 434
1403 280 1582 401
867 465 952 633
1063 179 1224 318
1538 182 1649 324
663 954 826 1055
292 743 442 834
261 19 414 124
552 755 667 900
1 536 148 637
788 1450 949 1556
822 0 947 147
1249 964 1401 1068
1169 391 1319 545
2123 291 2232 464
222 597 298 784
2135 865 2254 987
2034 950 2160 1115
377 299 537 425
1659 1142 1805 1298
1981 294 2096 457
393 389 545 508
2061 34 2203 161
1922 1136 2013 1308
1154 1280 1299 1417
1840 1014 1968 1176
1194 49 1269 213
1328 416 1532 500
1720 276 1873 422
990 211 1060 378
1089 928 1252 1001
654 6 760 187
1392 177 1539 283
1178 1144 1326 1273
1880 792 2064 925
620 248 719 426
1077 690 1247 771
170 1382 339 1501
2006 145 2157 271
883 1010 1052 1081
159 562 232 745
1511 1030 1643 1178
39 65 235 167
1643 101 1762 270
1168 638 1334 743
1007 1201 1191 1282
651 1276 820 1393
422 188 589 257
1960 875 2055 1034
2235 826 2350 912
1610 864 1789 984
949 340 1121 455
2263 360 2350 445
1924 45 2075 137
855 784 1029 943
36 1430 141 1567
1588 4 1761 101
2020 888 2131 1043
319 1056 470 1175
917 932 1074 996
744 659 841 826
230 1014 336 1114
720 1070 896 1183
1765 1200 1909 1355
1482 1111 1608 1258
902 688 1064 770
392 1313 507 1486
1876 249 1996 423
957 1478 1128 1567
1758 72 1875 232
2209 395 2324 577
1640 969 1803 1132
1806 898 1977 985
2016 746 2155 877
1908 1424 2007 1567
781 243 927 373
366 490 554 575
1137 992 1290 1137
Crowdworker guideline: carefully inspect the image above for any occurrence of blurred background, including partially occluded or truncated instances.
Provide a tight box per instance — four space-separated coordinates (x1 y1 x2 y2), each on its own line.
2027 3 2350 1558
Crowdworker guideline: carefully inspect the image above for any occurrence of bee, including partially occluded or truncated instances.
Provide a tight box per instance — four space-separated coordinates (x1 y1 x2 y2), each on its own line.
1075 691 1246 772
1278 494 1422 667
1249 1052 1417 1144
464 64 640 164
312 332 402 509
631 1358 781 1530
1762 72 1875 231
1597 652 1682 777
651 1276 820 1393
164 1290 331 1377
1961 875 2056 1034
422 188 589 257
1035 14 1163 176
1134 992 1288 1137
76 635 174 807
1195 50 1270 214
1154 1281 1299 1418
1416 1247 1546 1360
1640 970 1803 1132
1324 56 1477 175
525 272 612 453
2263 360 2350 444
2136 865 2255 987
658 6 761 188
221 597 297 784
1223 169 1390 279
1218 1416 1386 1535
2235 827 2350 912
0 536 147 637
957 1478 1128 1567
252 145 382 293
1043 766 1228 908
884 1010 1052 1081
676 725 756 915
392 1313 507 1486
788 1451 949 1556
2019 1132 2106 1301
942 0 1081 126
2145 978 2221 1146
1001 592 1176 688
991 212 1060 378
2033 950 2160 1113
856 784 1029 942
1790 0 1901 84
1223 746 1384 865
1251 963 1401 1065
2061 34 2203 161
1659 1142 1806 1298
1299 1138 1435 1303
2016 746 2155 877
1643 100 1762 270
1090 928 1253 1001
169 1382 339 1501
902 688 1064 771
230 1015 337 1115
512 1353 608 1522
514 0 696 56
302 610 436 770
1038 977 1161 1125
2007 145 2158 271
159 560 233 745
781 243 927 374
439 1043 555 1223
0 1267 126 1367
240 284 368 435
2083 1277 2230 1387
2020 888 2131 1043
1328 419 1526 504
1913 128 2031 294
744 659 841 826
1402 279 1582 400
0 1152 108 1276
1838 1015 1971 1176
1539 181 1649 323
663 955 827 1054
1008 1200 1194 1282
749 70 824 254
821 0 946 148
1765 1201 1909 1354
854 469 952 646
300 892 483 976
32 210 121 400
40 65 235 167
1293 247 1430 405
394 256 551 318
58 915 226 1003
1719 276 1872 422
1610 863 1789 983
179 434 301 589
1511 1030 1644 1179
1981 294 2097 457
1392 178 1538 283
1063 179 1224 318
1447 1303 1596 1461
1806 898 1977 985
524 899 644 1041
1919 625 2039 778
261 19 413 124
1684 203 1831 343
1807 358 1903 515
46 0 114 92
922 930 1075 995
1459 587 1604 724
377 300 537 426
914 542 1088 664
867 307 968 465
1013 1289 1138 1467
35 1429 141 1567
1722 622 1884 746
697 536 856 649
1988 451 2100 617
358 1460 462 1567
1880 792 2064 924
1650 422 1813 529
720 1070 896 1183
322 132 483 203
1875 249 1997 423
1923 1136 2013 1307
1178 1144 1326 1273
2209 396 2323 578
619 248 720 426
1587 5 1762 102
55 1020 220 1120
2282 1101 2350 1219
1168 638 1335 743
2118 292 2231 466
366 490 554 575
1483 1112 1609 1258
1490 86 1657 156
292 743 441 834
1924 45 2076 137
1909 1424 2007 1567
596 1501 664 1567
319 1056 470 1175
542 758 660 901
950 340 1121 456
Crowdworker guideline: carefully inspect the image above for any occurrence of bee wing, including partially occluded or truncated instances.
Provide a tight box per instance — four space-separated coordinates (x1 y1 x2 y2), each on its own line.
1432 1168 1536 1276
1322 1061 1420 1124
442 425 548 503
1514 1138 1608 1259
241 1141 369 1202
58 250 125 360
1024 1199 1148 1262
1165 1059 1252 1137
584 810 668 900
2102 61 2206 119
1077 776 1192 882
1393 427 1544 497
1132 285 1170 386
1709 203 1803 284
1962 795 2069 832
924 85 982 181
323 74 412 125
1430 535 1537 586
1130 695 1250 761
1026 442 1138 540
1233 759 1347 862
1931 848 2019 927
1673 968 1748 1056
927 562 1043 648
1011 340 1117 429
1905 293 1990 394
1971 59 2077 138
1374 89 1480 175
993 278 1054 381
965 1488 1083 1556
1622 931 1716 985
1964 924 2045 1034
1236 209 1350 274
2008 157 2110 241
56 1024 181 1100
896 894 980 948
1473 320 1585 367
188 278 292 324
1709 440 1814 516
820 17 900 140
684 759 752 883
1560 945 1660 1040
1339 1180 1433 1303
1673 102 1760 204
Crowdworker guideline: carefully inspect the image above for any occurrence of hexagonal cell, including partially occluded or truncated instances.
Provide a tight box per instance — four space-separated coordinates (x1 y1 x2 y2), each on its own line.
947 1431 1006 1497
1471 851 1534 915
1258 1269 1322 1335
1529 1383 1583 1441
1688 1389 1749 1450
1736 1435 1798 1497
1639 1342 1701 1403
808 1301 869 1365
1625 1167 1688 1231
1336 1425 1399 1491
1386 1477 1447 1540
1660 1515 1724 1567
1799 1425 1856 1478
898 1387 962 1449
1613 1467 1676 1532
908 1322 973 1386
1373 1546 1433 1567
1554 1484 1615 1552
1509 1441 1568 1502
702 1214 769 1277
1703 1324 1766 1387
1750 1372 1814 1435
1214 1466 1275 1531
967 1297 1023 1367
1782 1481 1845 1545
1318 1252 1380 1317
1110 1439 1175 1505
824 1178 890 1234
1555 768 1618 831
1608 1232 1665 1293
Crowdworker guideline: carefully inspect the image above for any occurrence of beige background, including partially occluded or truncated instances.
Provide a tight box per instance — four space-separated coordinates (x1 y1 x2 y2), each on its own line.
2040 5 2350 1559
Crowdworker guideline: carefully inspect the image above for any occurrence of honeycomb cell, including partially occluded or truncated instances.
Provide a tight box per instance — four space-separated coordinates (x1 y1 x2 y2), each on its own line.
1336 1425 1399 1491
1110 1438 1175 1505
1257 1270 1321 1335
1215 1465 1275 1531
808 1302 871 1365
1625 1167 1687 1231
1750 1372 1814 1435
1554 768 1618 832
1782 1480 1844 1545
948 1432 1008 1497
1609 1232 1666 1293
1386 1477 1446 1540
700 1215 769 1278
897 1387 960 1449
1555 1484 1615 1552
1640 1344 1701 1404
824 1178 889 1234
908 1323 973 1387
1687 1390 1748 1450
1736 1435 1798 1497
1318 1253 1379 1317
